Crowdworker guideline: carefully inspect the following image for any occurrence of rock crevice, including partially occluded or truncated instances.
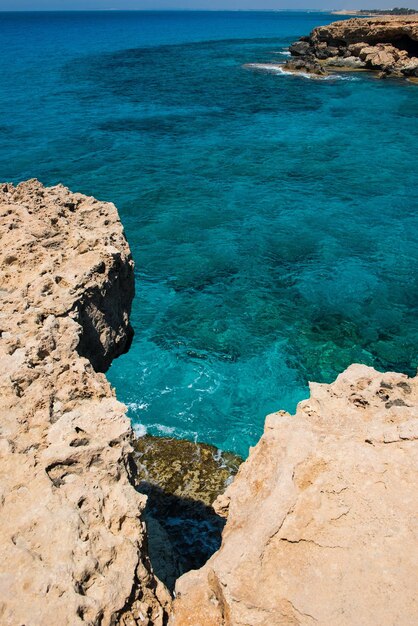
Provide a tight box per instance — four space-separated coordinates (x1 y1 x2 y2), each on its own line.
2 181 418 626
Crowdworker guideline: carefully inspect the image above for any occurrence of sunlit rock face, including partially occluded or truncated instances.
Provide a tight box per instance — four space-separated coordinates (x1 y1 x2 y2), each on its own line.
0 180 170 626
171 364 418 626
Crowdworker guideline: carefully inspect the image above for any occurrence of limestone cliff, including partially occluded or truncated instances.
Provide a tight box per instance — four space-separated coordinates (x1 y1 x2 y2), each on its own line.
171 364 418 625
284 15 418 79
2 180 418 626
0 180 170 625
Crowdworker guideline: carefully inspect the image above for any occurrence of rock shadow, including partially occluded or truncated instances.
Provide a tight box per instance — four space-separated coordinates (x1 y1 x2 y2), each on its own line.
138 481 226 593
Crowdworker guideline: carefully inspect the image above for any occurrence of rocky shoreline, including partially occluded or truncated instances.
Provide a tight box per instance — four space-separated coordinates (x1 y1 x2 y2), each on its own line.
283 15 418 80
1 181 417 625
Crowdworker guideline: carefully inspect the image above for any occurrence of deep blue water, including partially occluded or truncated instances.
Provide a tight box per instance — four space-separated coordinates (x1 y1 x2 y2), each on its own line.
2 11 418 457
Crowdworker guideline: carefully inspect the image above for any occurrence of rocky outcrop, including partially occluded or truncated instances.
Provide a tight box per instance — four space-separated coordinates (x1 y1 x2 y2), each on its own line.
0 180 170 625
284 15 418 79
170 364 418 625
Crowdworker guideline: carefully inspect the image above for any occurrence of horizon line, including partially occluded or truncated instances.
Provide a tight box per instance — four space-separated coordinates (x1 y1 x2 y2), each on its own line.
0 8 358 13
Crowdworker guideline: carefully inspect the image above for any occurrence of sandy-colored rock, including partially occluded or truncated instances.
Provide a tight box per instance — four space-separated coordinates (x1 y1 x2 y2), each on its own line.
170 364 418 626
284 15 418 79
0 180 170 625
310 15 418 48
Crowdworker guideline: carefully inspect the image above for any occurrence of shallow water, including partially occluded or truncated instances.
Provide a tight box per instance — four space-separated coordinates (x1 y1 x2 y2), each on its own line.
1 11 418 457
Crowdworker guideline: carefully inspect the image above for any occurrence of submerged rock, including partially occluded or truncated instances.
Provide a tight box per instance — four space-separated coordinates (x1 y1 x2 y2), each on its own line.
0 180 170 625
171 364 418 625
284 15 418 80
134 435 242 506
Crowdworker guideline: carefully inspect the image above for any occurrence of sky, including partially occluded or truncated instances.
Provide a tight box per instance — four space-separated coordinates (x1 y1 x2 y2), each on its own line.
1 0 417 11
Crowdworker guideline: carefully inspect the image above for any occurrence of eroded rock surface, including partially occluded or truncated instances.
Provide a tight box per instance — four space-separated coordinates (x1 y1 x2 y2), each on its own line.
284 15 418 79
171 364 418 625
0 180 170 625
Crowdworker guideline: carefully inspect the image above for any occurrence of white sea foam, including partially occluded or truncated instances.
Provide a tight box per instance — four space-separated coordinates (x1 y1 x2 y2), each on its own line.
245 63 313 78
155 424 176 435
245 63 359 81
127 401 149 411
245 63 290 74
133 423 147 437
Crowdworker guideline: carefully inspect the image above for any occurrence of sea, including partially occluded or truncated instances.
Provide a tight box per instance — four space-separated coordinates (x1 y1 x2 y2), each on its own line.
1 10 418 458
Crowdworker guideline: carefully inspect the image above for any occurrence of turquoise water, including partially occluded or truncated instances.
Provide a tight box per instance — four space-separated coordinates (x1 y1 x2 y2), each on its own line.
1 11 418 457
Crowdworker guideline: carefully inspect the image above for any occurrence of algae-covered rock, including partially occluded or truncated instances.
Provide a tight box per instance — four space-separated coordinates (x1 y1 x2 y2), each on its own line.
134 435 242 506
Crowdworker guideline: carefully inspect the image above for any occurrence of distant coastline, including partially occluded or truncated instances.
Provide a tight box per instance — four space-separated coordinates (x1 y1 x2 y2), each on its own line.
281 13 418 81
332 8 418 16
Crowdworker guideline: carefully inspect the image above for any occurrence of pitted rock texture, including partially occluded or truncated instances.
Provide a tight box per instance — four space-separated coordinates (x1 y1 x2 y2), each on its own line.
284 15 418 79
0 180 170 626
170 364 418 626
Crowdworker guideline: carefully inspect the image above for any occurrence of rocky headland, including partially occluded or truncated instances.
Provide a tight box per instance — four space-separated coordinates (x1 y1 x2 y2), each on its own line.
1 181 418 625
284 15 418 80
